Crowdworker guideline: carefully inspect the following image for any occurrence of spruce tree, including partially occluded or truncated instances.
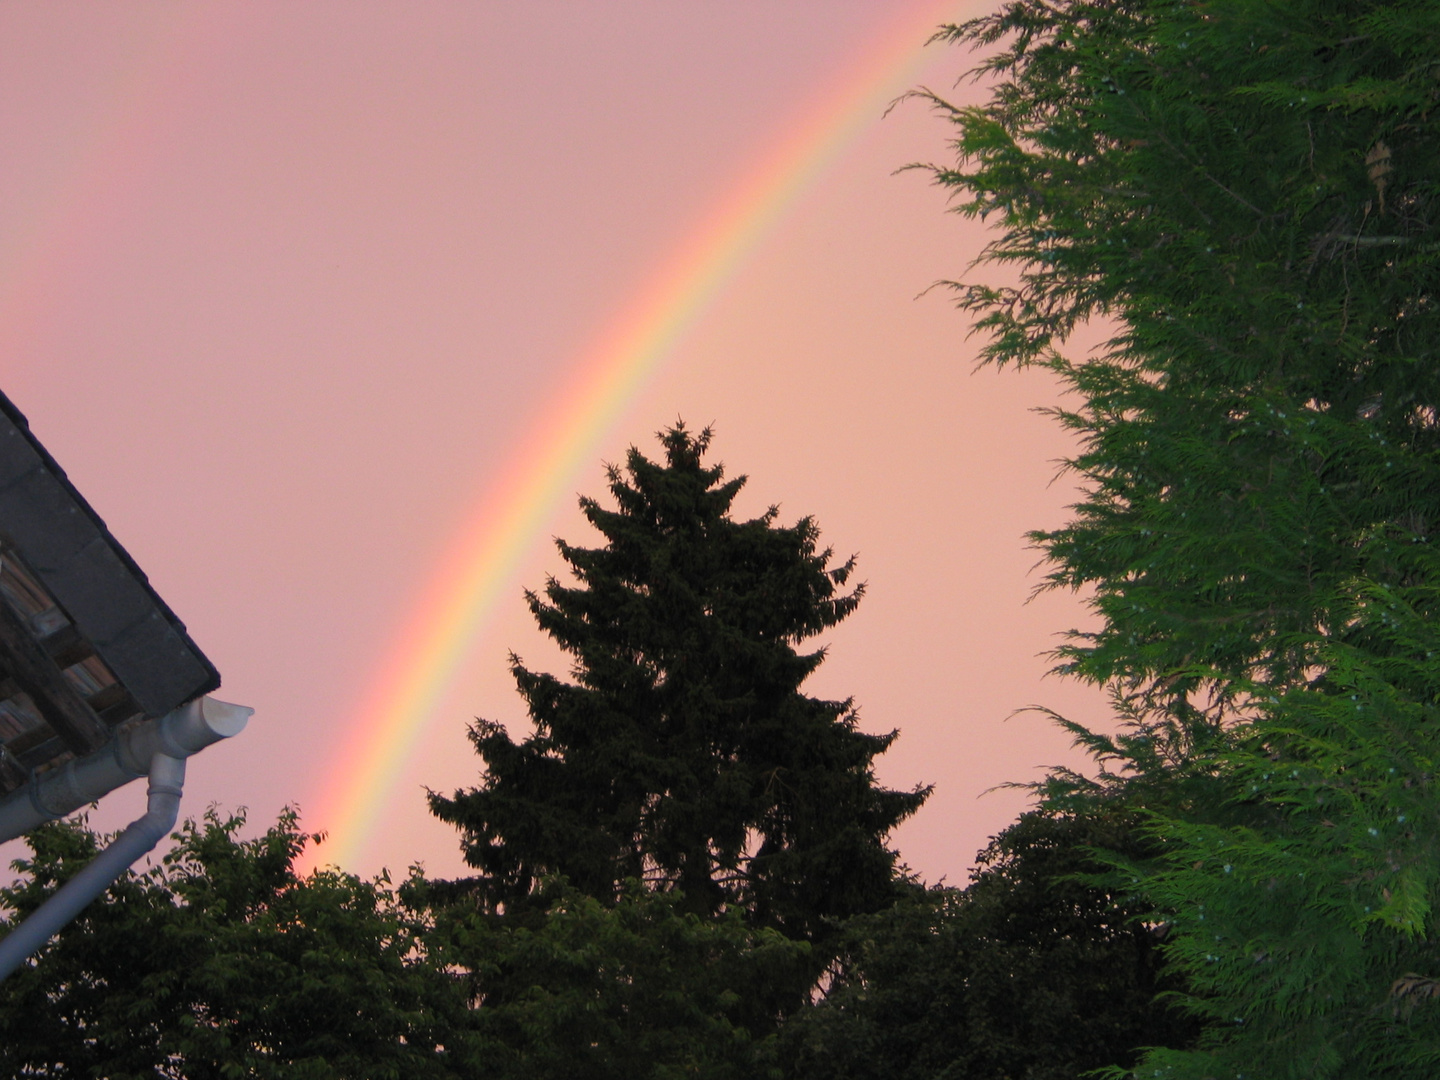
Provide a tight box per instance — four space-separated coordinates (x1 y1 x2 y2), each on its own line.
929 1 1440 1075
430 424 927 944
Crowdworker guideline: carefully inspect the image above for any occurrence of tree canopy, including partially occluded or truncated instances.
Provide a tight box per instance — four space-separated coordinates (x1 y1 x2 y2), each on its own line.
781 811 1200 1080
0 811 460 1079
418 877 809 1080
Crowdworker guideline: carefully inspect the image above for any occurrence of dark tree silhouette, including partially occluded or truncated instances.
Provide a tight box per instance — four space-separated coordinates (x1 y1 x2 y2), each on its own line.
430 424 927 944
782 812 1200 1080
0 811 461 1079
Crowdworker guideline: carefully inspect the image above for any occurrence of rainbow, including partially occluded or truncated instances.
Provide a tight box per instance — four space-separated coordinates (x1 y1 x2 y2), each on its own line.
310 2 965 870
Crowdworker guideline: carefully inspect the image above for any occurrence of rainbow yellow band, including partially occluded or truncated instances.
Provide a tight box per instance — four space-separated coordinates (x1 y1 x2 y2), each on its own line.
309 3 963 870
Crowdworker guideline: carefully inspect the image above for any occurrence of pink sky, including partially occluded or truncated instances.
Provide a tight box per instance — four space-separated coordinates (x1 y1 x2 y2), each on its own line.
0 2 1109 885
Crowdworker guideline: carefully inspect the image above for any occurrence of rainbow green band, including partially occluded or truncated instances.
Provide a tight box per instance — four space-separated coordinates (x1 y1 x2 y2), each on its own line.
310 2 961 870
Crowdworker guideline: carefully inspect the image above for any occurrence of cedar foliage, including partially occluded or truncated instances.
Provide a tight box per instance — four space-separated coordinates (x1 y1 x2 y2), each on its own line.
429 424 927 947
928 1 1440 1075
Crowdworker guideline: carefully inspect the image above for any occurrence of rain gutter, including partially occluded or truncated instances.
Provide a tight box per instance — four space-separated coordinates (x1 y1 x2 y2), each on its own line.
0 696 249 980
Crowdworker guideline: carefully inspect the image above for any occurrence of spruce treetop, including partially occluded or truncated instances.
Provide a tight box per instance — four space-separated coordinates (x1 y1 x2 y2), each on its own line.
431 423 927 944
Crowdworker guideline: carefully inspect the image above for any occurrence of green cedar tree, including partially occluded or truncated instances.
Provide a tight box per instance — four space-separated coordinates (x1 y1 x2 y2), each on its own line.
928 1 1440 1075
428 424 927 947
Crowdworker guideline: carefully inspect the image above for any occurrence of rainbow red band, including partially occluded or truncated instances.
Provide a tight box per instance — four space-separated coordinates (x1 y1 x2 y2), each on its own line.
307 2 965 871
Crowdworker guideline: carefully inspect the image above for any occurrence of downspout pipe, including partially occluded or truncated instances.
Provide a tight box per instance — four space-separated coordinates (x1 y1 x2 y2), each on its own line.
0 754 185 980
0 697 249 982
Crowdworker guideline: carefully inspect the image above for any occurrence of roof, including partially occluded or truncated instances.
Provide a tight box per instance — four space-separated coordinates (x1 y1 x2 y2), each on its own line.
0 390 220 794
